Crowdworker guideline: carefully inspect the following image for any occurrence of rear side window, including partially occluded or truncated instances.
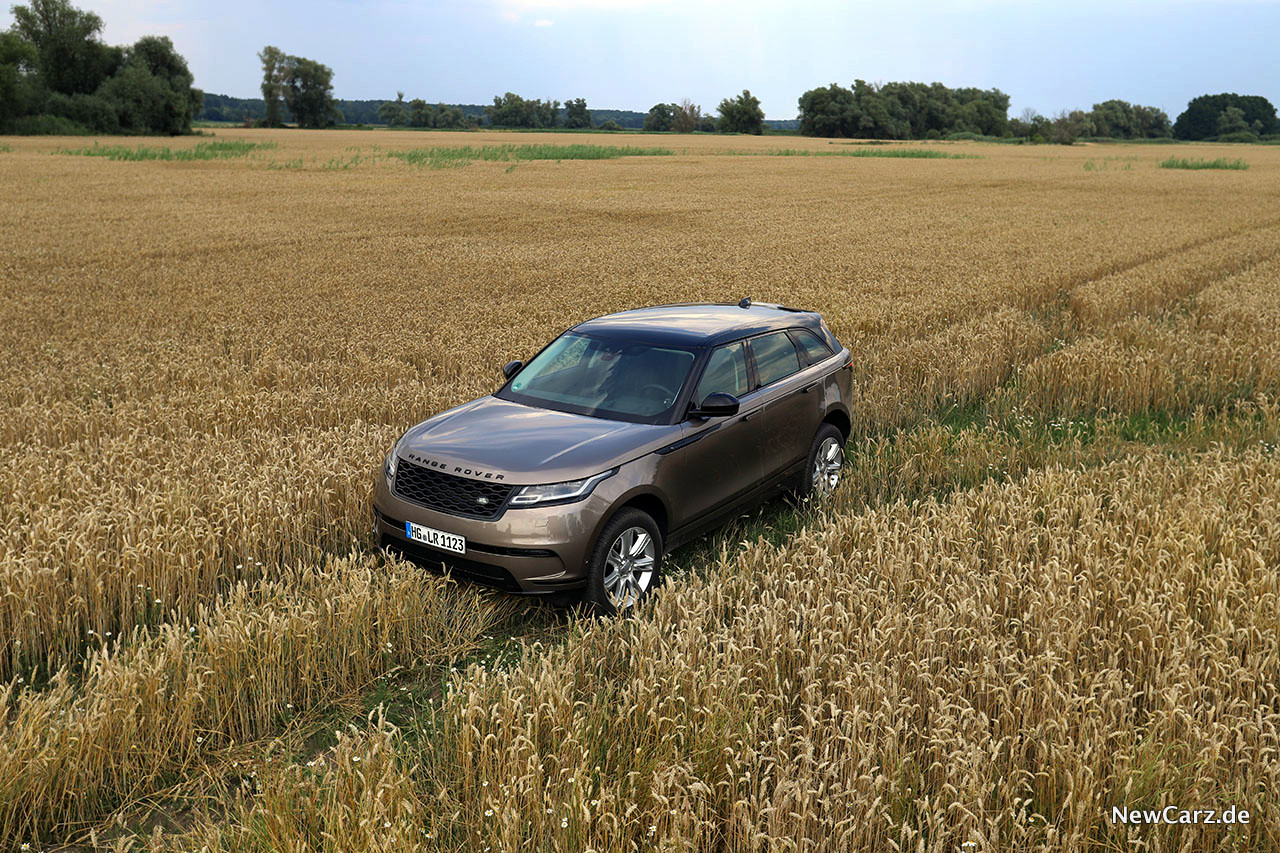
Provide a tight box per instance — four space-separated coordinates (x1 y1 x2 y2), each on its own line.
750 332 801 387
791 328 833 365
694 341 749 402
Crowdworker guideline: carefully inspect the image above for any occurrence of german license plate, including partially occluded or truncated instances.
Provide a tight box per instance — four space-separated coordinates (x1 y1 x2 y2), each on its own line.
405 521 466 554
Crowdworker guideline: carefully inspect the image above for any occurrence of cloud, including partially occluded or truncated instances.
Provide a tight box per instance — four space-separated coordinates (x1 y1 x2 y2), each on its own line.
533 17 554 25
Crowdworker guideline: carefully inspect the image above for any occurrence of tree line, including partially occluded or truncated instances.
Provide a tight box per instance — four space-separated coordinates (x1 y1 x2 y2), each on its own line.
0 0 201 134
795 80 1277 143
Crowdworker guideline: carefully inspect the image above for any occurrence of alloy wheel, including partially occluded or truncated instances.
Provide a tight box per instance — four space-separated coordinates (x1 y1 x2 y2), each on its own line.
602 526 656 611
812 436 843 498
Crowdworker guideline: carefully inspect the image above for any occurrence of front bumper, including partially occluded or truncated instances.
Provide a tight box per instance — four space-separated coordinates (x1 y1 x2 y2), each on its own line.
372 471 609 594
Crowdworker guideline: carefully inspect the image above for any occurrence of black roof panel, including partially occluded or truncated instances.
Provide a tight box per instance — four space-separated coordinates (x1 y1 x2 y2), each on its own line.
573 303 820 347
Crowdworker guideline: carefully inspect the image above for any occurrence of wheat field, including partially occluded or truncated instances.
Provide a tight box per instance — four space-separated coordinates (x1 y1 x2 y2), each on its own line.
1 129 1278 851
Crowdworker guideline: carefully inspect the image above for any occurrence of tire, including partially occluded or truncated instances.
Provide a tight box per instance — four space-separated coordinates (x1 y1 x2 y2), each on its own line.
797 423 846 501
583 507 663 616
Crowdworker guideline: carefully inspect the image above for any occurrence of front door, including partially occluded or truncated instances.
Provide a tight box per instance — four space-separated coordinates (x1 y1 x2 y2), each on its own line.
659 340 766 530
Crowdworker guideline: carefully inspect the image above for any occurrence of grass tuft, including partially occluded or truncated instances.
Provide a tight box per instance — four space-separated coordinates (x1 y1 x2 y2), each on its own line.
1159 156 1248 170
54 140 277 161
762 147 978 159
386 143 674 168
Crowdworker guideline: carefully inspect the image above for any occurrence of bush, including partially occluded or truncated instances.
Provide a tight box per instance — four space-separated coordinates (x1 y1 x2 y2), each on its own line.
1214 131 1260 143
597 119 622 131
5 113 91 134
45 91 120 134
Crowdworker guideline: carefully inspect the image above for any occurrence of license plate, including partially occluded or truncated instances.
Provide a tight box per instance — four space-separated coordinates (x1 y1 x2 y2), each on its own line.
405 521 466 554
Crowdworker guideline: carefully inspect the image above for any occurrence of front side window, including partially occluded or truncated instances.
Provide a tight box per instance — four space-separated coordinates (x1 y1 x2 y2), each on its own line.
501 333 696 422
693 341 750 403
750 332 801 387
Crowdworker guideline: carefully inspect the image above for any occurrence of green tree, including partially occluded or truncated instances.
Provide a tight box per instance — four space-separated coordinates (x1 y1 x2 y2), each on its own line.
258 45 286 126
1175 92 1278 140
93 35 200 134
10 0 120 95
281 54 339 128
697 114 717 133
642 102 673 131
486 92 558 128
717 89 764 134
0 31 37 125
1216 105 1248 136
378 90 407 126
407 97 429 127
671 98 700 133
564 96 590 128
797 83 857 137
438 103 465 128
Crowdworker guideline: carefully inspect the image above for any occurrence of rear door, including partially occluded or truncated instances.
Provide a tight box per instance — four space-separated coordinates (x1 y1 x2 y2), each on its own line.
660 340 767 529
748 331 825 481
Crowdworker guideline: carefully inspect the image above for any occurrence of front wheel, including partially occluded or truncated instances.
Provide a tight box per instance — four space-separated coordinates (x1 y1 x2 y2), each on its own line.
798 423 846 501
583 508 663 616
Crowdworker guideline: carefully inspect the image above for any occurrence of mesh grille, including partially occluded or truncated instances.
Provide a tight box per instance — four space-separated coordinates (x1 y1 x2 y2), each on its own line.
393 458 514 519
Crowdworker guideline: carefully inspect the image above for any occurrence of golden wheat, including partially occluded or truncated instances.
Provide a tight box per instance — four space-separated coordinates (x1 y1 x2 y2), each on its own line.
2 130 1279 849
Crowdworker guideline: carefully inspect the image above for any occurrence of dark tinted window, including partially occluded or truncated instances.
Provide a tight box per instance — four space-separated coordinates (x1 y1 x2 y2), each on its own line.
694 341 749 403
750 332 801 387
791 328 833 365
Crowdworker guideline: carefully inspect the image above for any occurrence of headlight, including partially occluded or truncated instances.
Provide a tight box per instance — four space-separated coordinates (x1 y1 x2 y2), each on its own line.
509 468 617 507
384 440 403 484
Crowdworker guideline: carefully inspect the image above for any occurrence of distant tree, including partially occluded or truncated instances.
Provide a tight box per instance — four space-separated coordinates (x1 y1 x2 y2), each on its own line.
642 102 674 131
1175 92 1278 140
670 97 701 133
1087 99 1170 139
0 31 38 125
258 45 287 126
10 0 120 95
378 90 407 126
95 35 200 134
697 114 717 133
717 89 764 134
439 103 466 128
486 92 558 128
797 83 857 136
598 118 622 131
563 96 591 128
281 54 339 128
1216 105 1249 136
406 96 429 127
1049 109 1093 144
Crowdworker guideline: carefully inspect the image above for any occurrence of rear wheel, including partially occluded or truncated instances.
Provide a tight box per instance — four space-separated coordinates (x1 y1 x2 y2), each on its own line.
583 508 663 616
797 423 845 501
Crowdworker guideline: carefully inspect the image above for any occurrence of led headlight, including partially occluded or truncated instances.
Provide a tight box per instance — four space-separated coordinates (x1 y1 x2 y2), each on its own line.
509 468 617 507
384 440 403 485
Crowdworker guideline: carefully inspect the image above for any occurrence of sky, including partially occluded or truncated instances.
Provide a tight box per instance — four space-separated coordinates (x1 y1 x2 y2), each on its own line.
5 0 1278 119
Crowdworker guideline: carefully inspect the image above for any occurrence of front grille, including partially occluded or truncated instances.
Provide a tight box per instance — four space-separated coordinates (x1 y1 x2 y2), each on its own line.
393 458 515 519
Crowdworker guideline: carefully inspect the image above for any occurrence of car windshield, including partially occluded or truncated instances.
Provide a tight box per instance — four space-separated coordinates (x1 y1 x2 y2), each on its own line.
499 332 697 423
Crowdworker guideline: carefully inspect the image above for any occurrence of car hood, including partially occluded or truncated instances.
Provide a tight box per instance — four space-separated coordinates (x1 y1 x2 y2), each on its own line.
396 396 678 485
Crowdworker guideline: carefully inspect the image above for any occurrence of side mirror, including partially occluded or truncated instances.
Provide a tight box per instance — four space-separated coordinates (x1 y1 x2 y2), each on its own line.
502 360 523 380
690 392 740 419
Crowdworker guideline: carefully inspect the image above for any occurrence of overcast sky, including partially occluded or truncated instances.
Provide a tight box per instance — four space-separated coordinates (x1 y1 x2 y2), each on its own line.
5 0 1277 118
